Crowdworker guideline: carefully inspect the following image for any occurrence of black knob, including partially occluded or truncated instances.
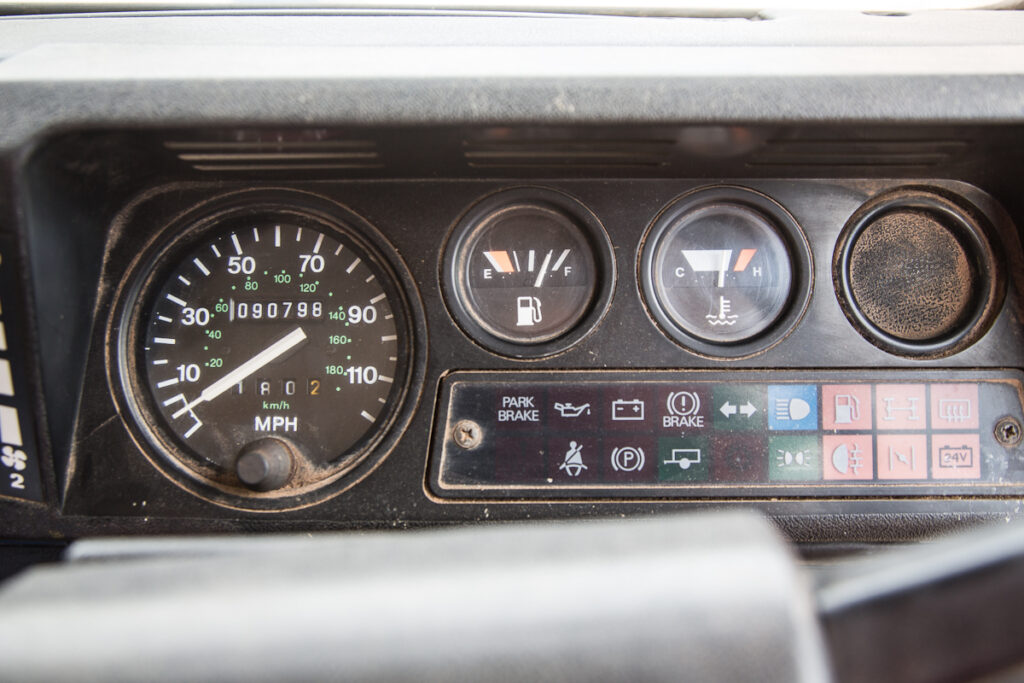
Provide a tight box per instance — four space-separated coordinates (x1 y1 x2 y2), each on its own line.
235 438 294 491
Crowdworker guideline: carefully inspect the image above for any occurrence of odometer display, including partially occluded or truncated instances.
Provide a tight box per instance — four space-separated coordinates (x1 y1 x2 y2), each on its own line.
122 200 411 502
228 299 325 321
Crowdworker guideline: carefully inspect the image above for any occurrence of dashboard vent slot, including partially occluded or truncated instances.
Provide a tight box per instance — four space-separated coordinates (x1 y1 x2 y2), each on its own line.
462 138 675 168
747 139 970 168
164 140 382 172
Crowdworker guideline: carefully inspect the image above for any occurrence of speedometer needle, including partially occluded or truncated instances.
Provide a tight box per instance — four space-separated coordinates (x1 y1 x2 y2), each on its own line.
172 326 308 419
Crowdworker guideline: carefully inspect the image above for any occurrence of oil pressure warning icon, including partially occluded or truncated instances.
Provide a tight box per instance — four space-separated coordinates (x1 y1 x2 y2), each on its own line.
643 190 802 349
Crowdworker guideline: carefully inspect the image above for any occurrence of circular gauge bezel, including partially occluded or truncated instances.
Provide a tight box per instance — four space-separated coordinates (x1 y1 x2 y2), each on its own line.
442 187 615 359
109 189 425 512
833 187 1005 359
639 186 813 359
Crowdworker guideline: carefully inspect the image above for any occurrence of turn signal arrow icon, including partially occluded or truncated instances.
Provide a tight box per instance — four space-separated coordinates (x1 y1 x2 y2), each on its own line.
720 401 758 418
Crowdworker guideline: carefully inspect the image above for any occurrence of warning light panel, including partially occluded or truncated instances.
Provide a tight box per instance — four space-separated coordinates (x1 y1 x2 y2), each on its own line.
430 370 1024 500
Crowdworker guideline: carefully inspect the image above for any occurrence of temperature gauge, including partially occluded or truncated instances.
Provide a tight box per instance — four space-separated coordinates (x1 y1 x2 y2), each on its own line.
641 187 810 355
446 190 611 353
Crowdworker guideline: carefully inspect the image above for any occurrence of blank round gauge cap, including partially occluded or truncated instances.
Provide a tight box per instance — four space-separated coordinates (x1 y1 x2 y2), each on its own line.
835 188 1004 358
848 208 976 342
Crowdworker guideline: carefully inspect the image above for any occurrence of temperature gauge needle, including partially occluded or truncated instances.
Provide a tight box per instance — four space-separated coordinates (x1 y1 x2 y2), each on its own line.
172 327 308 418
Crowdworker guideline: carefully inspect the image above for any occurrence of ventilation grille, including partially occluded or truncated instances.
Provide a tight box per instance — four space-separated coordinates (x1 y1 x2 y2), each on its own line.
747 139 970 168
462 138 675 169
164 139 382 172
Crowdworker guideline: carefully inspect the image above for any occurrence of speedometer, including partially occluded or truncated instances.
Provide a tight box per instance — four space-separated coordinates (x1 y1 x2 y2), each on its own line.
116 193 417 508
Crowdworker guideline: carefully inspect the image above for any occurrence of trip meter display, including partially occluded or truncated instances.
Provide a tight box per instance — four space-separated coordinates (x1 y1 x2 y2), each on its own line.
117 196 414 507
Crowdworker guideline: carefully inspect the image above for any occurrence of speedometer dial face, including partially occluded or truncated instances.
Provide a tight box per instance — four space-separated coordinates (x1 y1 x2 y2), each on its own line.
123 201 411 502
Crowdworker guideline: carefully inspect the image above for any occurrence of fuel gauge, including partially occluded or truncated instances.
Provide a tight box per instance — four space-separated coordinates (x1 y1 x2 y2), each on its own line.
445 189 613 356
641 187 812 357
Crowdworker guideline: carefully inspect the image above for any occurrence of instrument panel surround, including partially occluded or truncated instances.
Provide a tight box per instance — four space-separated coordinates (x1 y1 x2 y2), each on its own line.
8 123 1024 542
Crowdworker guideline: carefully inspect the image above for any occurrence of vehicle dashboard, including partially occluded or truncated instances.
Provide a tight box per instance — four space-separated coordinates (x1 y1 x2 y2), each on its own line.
2 8 1024 547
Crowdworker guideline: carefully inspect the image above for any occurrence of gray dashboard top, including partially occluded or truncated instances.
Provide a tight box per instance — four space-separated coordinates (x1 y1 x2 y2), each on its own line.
0 10 1022 147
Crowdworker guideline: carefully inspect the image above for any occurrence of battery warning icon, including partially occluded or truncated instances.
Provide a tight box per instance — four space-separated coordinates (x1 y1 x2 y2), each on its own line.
611 399 645 421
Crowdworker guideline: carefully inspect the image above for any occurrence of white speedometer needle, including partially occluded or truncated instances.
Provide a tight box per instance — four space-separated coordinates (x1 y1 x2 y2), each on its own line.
172 326 308 418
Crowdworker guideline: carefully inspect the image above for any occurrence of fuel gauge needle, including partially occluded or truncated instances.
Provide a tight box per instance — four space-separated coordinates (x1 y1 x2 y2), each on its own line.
172 327 308 418
533 250 553 288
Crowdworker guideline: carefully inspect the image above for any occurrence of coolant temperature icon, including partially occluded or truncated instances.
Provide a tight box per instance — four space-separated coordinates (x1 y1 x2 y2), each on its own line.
707 296 738 326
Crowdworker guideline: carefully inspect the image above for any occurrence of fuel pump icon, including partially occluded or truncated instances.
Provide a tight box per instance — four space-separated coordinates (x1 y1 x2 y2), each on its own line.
834 394 860 425
516 296 543 327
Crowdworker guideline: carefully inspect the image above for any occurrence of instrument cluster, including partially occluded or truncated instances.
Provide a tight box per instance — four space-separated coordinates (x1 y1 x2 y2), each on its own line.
95 179 1013 510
